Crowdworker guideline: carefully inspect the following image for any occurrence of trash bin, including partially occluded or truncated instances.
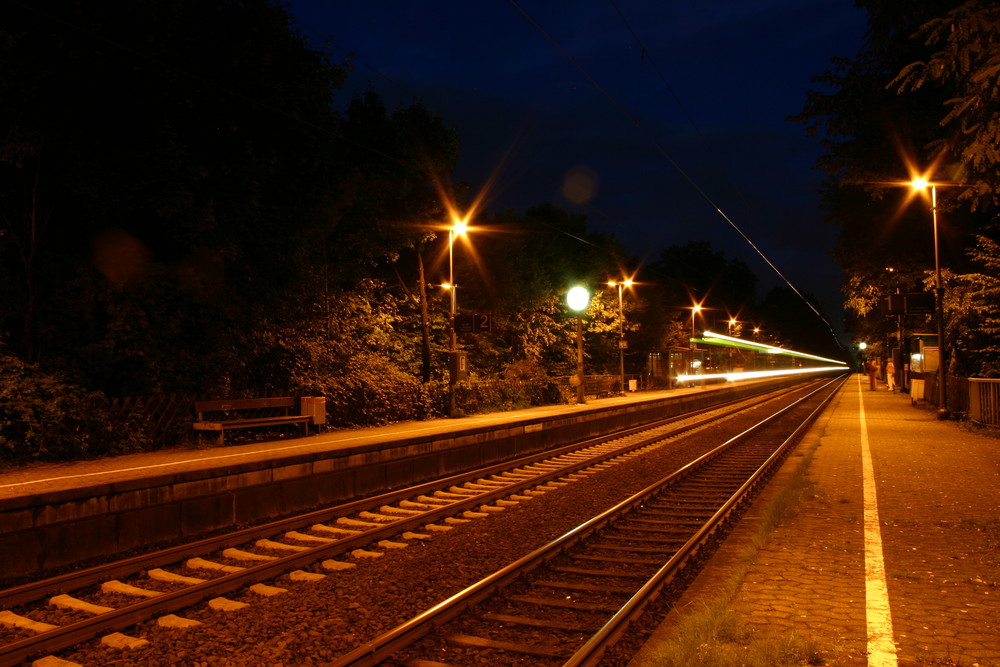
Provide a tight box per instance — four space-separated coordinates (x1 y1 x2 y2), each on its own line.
300 397 327 425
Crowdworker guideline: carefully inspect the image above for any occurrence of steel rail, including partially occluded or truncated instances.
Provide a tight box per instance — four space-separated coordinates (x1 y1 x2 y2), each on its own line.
565 374 847 665
2 383 794 609
0 385 803 665
328 375 846 666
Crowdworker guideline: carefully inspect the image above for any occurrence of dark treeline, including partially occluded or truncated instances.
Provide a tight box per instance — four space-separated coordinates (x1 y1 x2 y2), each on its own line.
0 0 841 462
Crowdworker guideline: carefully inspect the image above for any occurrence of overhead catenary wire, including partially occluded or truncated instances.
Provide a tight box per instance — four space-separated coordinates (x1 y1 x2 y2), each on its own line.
507 0 845 351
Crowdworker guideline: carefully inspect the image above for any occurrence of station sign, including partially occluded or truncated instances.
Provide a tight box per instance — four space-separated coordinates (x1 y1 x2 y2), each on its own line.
882 292 935 316
454 313 493 334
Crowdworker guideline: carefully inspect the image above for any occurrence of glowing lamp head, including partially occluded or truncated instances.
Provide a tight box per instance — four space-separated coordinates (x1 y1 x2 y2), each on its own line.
910 178 929 191
451 218 469 236
567 286 590 312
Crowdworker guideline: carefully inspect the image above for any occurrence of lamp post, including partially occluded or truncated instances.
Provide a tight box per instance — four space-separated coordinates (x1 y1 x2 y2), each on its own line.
688 304 702 382
910 178 949 419
567 286 591 404
607 279 632 394
727 318 737 371
447 218 469 418
690 304 702 349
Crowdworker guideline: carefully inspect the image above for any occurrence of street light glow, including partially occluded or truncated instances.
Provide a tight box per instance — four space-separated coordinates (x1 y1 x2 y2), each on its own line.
567 286 590 311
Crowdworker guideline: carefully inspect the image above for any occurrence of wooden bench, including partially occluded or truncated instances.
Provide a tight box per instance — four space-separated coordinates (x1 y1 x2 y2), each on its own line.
193 397 312 445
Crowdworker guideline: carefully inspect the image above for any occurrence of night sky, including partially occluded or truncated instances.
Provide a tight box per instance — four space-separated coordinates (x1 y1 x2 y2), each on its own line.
287 1 868 338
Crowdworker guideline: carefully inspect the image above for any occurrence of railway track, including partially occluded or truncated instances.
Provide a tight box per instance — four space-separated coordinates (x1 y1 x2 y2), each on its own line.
0 379 834 665
331 375 846 666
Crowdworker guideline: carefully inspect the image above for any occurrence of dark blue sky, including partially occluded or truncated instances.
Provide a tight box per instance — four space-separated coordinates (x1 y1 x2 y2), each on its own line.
287 1 868 337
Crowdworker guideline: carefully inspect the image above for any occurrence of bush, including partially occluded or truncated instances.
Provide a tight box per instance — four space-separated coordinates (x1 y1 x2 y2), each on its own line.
452 358 568 415
0 354 151 463
302 352 445 427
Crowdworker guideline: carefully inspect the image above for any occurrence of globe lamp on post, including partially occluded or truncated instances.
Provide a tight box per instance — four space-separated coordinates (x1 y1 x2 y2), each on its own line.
567 286 591 405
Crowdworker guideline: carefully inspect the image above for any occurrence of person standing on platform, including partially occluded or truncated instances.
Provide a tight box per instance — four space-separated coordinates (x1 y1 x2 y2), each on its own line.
886 359 896 392
867 359 878 390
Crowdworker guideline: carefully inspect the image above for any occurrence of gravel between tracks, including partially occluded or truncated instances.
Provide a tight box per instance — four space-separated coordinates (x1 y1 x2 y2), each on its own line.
52 408 775 666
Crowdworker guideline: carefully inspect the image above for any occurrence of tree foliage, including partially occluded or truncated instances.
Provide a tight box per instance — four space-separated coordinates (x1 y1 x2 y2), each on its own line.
892 0 1000 210
792 0 1000 377
0 1 855 461
0 348 150 462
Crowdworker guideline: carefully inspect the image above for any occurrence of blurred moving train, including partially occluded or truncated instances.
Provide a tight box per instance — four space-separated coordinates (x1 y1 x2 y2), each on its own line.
652 330 850 387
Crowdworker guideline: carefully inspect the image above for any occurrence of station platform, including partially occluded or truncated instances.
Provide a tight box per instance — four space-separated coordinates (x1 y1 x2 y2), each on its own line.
631 374 1000 667
6 382 769 579
0 389 675 503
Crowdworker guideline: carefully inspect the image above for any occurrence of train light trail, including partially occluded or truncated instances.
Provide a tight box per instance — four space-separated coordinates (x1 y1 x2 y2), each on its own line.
676 365 848 384
693 330 848 365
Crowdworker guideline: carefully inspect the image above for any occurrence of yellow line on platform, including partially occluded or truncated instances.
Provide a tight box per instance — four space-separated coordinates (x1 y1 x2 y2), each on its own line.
857 376 898 666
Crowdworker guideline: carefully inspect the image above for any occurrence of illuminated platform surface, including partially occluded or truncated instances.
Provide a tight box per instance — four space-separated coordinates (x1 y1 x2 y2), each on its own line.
0 375 815 502
633 374 1000 667
5 372 994 666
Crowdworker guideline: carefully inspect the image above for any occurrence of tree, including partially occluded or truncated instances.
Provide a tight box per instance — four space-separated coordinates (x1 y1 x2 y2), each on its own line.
451 205 625 379
953 229 1000 376
790 0 989 355
758 287 844 361
892 0 1000 211
0 0 347 395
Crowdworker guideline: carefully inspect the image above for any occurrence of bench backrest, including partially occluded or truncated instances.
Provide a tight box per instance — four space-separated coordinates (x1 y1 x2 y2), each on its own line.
195 397 295 413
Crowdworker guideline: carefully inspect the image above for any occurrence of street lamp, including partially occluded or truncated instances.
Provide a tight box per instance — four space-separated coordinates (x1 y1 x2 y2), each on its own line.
727 318 738 371
607 279 633 394
690 304 702 349
448 217 470 418
687 303 703 383
567 286 591 404
910 178 949 419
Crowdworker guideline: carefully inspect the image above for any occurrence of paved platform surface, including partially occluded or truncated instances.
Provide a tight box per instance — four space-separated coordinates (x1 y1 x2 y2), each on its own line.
0 389 674 502
632 374 1000 666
